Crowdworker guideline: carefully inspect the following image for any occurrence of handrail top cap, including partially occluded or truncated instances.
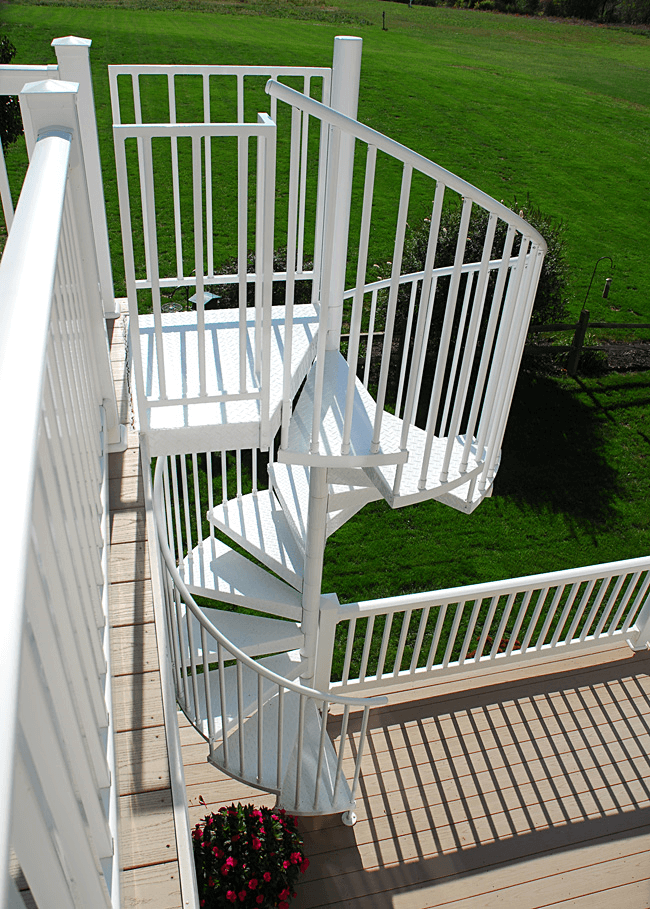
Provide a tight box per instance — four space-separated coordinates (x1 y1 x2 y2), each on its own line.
51 36 92 48
20 79 79 95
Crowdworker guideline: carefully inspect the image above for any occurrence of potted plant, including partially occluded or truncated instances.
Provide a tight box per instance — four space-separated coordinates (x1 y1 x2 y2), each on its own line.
192 802 310 908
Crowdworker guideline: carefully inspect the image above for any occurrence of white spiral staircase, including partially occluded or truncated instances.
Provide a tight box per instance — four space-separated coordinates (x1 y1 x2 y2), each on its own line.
116 42 547 819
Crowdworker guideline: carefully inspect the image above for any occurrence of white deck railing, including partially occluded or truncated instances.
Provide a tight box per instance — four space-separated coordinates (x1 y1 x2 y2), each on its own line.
0 81 120 909
314 556 650 694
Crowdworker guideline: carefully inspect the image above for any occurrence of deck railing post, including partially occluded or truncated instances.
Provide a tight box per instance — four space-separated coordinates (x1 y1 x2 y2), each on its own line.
20 79 125 451
324 36 362 353
52 37 118 319
629 591 650 651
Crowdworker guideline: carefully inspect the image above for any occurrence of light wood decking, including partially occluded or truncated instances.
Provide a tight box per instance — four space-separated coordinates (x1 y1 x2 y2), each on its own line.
108 313 184 909
181 645 650 909
108 313 650 909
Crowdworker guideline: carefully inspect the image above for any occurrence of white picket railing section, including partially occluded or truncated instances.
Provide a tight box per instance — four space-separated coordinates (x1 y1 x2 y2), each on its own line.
111 62 336 450
267 79 547 508
0 81 120 909
152 455 387 817
0 37 117 317
315 556 650 694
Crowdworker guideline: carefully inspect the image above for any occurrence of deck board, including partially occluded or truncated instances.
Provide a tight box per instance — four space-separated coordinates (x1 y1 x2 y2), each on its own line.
179 644 650 908
108 310 184 909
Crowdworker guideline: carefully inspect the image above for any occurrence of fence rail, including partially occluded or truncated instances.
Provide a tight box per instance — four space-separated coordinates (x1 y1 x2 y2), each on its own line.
316 556 650 694
0 81 119 909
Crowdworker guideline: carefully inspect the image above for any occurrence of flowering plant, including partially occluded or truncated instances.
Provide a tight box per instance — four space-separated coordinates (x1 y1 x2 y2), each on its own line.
192 802 310 909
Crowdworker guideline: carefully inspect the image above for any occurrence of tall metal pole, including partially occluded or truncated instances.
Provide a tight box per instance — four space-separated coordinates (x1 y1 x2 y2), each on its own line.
324 36 362 354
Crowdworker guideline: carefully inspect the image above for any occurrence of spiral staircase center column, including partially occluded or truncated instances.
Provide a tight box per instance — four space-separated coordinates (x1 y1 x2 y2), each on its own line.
300 466 329 687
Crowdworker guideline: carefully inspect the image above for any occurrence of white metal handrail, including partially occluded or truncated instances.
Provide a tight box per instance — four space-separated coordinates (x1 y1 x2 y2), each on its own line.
0 83 119 909
316 556 650 694
153 456 386 814
267 79 546 506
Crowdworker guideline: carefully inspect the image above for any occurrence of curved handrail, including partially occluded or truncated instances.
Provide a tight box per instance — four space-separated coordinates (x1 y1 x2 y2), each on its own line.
265 79 547 252
341 256 521 299
153 457 387 709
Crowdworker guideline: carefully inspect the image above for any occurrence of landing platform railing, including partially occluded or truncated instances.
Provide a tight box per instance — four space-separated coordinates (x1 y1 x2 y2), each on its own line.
114 116 278 443
0 82 120 908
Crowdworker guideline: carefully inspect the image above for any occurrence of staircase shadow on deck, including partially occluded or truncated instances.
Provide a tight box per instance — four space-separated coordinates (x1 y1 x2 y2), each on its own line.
295 649 650 908
495 372 620 529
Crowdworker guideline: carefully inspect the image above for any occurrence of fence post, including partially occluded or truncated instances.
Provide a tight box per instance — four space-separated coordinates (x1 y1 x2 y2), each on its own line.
314 593 340 693
324 36 362 353
52 37 118 320
566 308 590 376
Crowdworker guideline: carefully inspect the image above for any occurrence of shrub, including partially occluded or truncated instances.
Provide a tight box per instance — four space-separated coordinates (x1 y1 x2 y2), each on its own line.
0 37 23 151
192 803 309 909
400 195 570 326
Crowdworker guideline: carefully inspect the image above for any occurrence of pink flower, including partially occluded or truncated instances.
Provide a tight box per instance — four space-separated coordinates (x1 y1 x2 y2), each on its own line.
300 858 310 873
238 892 246 902
280 888 291 900
290 852 301 864
279 903 289 909
256 898 264 906
252 837 262 851
248 879 258 890
263 872 271 883
226 892 237 903
283 860 290 869
213 846 223 858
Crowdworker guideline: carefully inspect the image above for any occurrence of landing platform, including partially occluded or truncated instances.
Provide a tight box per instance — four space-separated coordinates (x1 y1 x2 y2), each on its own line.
135 304 319 454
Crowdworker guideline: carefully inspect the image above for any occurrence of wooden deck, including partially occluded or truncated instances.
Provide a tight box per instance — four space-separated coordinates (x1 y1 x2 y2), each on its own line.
108 310 650 909
181 645 650 909
108 312 184 909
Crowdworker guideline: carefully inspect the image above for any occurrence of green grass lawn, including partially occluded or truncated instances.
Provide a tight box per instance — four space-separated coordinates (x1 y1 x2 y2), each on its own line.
2 0 649 615
2 0 650 326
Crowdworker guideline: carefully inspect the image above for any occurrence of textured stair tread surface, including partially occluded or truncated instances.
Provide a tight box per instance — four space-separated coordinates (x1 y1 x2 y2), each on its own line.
210 687 353 814
181 537 302 619
181 603 304 660
279 350 409 467
367 424 485 508
138 303 318 430
208 490 304 590
195 650 306 741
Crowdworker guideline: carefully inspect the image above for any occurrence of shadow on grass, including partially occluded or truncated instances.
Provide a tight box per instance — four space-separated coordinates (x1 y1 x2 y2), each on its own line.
494 370 620 527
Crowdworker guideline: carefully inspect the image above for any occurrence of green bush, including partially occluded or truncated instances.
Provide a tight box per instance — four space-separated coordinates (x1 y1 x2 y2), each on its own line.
401 195 570 327
0 37 22 151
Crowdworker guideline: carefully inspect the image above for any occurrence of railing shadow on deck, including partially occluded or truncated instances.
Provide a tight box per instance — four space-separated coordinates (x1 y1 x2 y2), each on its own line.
297 650 650 906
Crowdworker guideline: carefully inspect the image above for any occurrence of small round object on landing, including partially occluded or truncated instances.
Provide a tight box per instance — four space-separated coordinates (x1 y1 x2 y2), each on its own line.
341 810 357 827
